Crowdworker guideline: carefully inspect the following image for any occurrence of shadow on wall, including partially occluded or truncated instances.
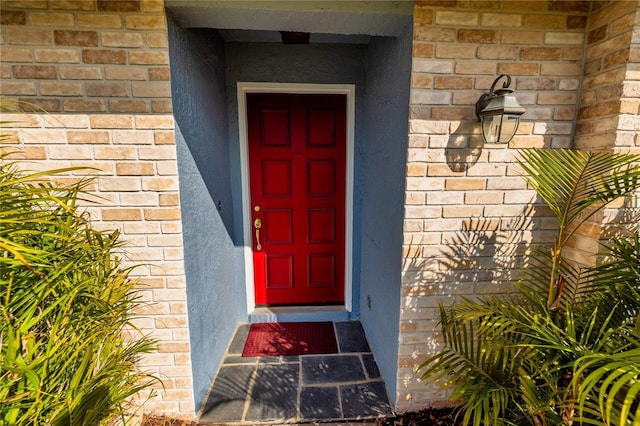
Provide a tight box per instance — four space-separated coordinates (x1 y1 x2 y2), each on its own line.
445 123 483 172
401 203 555 361
599 200 640 243
403 210 539 299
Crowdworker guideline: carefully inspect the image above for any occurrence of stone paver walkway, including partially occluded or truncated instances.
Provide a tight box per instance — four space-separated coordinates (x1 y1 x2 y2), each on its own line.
198 321 392 424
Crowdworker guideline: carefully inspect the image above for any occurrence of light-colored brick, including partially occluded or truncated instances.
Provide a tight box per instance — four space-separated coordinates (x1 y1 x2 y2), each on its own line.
90 115 134 129
0 81 37 95
101 208 142 221
144 207 181 221
124 222 161 235
2 47 33 62
102 31 144 47
4 146 47 159
77 13 122 29
148 234 183 247
410 90 452 105
112 130 154 145
537 92 578 105
125 15 166 30
146 32 168 48
116 162 155 176
40 81 84 96
104 65 147 80
119 192 159 206
496 62 539 75
154 131 175 145
138 146 176 160
159 193 180 206
20 129 67 144
132 81 171 98
455 61 496 75
435 11 478 26
480 13 521 28
151 100 173 113
129 51 169 65
142 0 166 13
136 115 174 129
48 145 92 159
94 146 137 160
487 177 527 191
156 161 177 175
500 30 543 45
412 59 454 74
5 27 53 45
540 63 582 76
59 66 102 80
444 178 485 190
67 130 109 144
164 248 184 261
161 221 182 234
409 120 449 134
98 177 142 192
545 32 584 45
464 191 502 204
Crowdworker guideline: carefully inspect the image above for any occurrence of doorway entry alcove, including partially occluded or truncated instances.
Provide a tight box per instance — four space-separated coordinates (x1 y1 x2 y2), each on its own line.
165 1 413 413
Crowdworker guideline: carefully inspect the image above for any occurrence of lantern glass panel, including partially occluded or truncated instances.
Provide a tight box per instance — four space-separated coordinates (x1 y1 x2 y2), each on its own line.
481 114 519 144
499 115 519 143
481 115 502 143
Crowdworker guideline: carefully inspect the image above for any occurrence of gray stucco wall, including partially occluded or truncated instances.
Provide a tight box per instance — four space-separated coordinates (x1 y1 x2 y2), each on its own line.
167 16 245 411
359 20 413 405
225 42 367 318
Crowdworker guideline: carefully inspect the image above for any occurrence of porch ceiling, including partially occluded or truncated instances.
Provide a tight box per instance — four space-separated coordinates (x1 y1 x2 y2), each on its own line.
165 0 411 38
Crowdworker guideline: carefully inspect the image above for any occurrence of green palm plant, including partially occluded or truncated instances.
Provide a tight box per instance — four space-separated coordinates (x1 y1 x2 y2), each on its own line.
0 156 158 425
418 149 640 425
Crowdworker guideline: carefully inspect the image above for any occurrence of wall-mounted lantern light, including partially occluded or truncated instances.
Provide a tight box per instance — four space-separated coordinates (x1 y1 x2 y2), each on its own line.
475 74 525 144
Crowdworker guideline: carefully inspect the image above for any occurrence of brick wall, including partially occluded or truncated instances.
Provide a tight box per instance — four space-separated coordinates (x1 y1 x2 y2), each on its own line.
569 0 640 266
400 0 590 411
0 0 194 418
576 0 640 152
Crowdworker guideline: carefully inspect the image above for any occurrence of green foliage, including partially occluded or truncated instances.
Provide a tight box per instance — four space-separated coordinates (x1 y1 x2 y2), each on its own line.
0 159 158 425
418 149 640 425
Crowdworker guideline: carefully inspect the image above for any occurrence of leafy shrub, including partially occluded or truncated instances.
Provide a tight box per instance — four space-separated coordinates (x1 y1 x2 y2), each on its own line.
419 149 640 425
0 159 157 425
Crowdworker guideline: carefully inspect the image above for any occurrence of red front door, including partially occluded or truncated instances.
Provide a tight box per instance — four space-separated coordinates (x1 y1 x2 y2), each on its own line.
248 93 346 306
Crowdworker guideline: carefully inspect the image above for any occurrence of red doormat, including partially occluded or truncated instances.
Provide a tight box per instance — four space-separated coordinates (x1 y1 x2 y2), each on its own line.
242 322 338 357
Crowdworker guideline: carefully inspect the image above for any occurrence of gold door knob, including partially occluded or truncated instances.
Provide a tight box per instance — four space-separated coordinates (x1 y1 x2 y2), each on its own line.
254 218 262 251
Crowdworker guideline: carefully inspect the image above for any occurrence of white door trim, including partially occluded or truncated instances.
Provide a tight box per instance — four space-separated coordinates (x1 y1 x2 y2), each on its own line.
237 82 355 314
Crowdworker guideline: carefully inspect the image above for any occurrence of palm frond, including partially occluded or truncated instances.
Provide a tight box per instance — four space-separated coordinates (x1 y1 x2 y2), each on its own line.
573 347 640 425
0 159 159 424
518 150 640 242
583 235 640 325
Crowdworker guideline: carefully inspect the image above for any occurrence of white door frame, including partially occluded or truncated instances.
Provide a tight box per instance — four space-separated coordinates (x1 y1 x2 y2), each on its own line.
237 82 356 314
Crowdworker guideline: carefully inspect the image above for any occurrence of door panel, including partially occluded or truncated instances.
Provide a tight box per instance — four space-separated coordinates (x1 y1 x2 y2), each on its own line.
248 93 346 305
